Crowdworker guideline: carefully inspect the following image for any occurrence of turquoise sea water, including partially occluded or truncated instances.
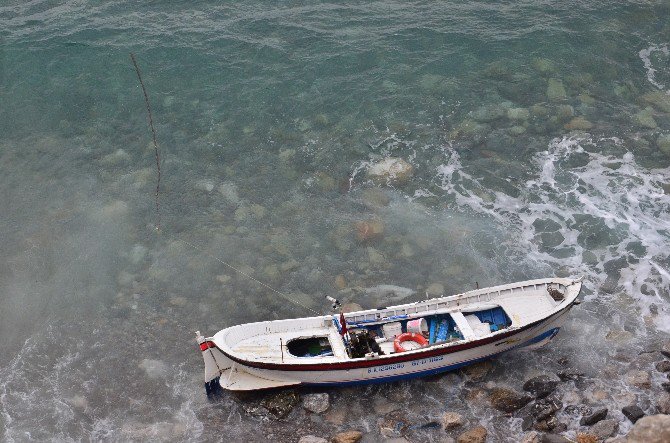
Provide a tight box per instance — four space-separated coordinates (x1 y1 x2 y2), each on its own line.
1 1 670 441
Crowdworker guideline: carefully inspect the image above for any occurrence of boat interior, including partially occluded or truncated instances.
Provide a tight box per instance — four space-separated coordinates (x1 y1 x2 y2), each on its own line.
214 278 577 363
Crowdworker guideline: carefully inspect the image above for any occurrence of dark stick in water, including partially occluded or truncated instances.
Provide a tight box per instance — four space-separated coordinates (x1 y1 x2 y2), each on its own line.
130 52 161 231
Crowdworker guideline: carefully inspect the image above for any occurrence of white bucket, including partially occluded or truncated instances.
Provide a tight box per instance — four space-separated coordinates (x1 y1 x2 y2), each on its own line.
382 322 402 339
407 318 428 334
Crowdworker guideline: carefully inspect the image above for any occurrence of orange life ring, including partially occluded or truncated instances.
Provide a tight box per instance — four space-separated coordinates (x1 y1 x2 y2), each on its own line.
393 332 429 353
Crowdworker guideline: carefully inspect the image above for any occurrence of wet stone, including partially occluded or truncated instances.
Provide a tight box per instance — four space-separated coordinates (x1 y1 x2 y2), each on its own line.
565 405 593 416
302 393 330 414
589 419 619 440
332 430 363 443
535 415 559 432
531 396 563 421
657 392 670 414
579 407 608 426
461 361 493 382
661 341 670 358
661 382 670 393
456 425 487 443
547 79 567 102
626 370 651 389
655 360 670 372
261 390 300 419
489 387 532 413
442 412 465 430
521 431 541 443
622 405 645 423
379 411 409 438
523 375 559 398
557 369 585 381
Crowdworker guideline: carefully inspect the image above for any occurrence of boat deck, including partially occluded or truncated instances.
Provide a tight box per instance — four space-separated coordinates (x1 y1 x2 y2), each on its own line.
229 326 347 362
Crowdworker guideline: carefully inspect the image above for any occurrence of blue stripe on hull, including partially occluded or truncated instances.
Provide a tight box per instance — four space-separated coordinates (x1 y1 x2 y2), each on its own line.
309 327 561 387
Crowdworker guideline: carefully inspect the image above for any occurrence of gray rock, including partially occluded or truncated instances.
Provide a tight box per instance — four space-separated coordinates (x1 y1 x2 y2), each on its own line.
520 431 541 443
302 393 330 414
661 382 670 392
523 375 559 398
662 341 670 359
580 407 608 426
626 370 651 389
442 412 465 430
471 104 506 122
489 387 533 413
534 415 558 432
531 396 563 421
557 369 584 381
589 419 619 440
260 390 300 419
622 405 645 423
657 392 670 414
656 360 670 372
625 414 670 443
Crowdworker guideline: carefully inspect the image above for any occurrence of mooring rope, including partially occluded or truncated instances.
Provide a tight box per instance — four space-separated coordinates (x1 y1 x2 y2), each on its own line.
130 53 161 232
175 237 320 315
129 53 319 317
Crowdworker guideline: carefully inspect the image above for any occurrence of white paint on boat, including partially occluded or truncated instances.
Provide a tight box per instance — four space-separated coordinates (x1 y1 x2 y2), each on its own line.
197 277 582 391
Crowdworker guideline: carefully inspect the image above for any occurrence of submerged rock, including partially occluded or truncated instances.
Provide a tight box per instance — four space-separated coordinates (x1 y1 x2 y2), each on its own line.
531 396 563 421
456 425 487 443
662 341 670 358
547 79 567 102
489 387 532 413
622 405 645 423
302 393 329 414
634 107 657 129
523 375 559 398
626 370 651 389
138 359 168 379
564 117 593 131
367 158 414 186
579 407 607 426
625 414 670 443
588 419 619 440
641 91 670 113
657 392 670 414
355 219 385 243
461 361 493 382
657 134 670 157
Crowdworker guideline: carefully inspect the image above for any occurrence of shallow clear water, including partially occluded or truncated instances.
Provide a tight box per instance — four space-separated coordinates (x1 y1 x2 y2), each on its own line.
1 1 669 441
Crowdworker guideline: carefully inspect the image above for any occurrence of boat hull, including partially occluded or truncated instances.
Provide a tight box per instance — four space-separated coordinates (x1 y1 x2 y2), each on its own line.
214 301 574 390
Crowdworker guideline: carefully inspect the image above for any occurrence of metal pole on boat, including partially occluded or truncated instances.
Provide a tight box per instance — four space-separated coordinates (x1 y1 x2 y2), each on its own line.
280 338 284 363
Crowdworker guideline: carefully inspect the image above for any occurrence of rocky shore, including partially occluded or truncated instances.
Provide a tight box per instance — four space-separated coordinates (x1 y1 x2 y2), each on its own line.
219 338 670 442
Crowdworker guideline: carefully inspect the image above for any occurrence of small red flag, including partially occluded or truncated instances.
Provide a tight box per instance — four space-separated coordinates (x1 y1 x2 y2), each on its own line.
339 312 347 336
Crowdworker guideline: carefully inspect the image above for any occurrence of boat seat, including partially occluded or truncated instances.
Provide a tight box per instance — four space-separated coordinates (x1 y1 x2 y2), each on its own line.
450 312 475 340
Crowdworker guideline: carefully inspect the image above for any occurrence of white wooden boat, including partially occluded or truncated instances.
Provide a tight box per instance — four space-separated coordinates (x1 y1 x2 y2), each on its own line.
197 277 582 393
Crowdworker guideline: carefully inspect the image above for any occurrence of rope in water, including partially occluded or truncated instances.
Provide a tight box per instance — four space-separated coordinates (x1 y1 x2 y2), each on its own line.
130 53 319 317
130 53 161 232
176 237 321 316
